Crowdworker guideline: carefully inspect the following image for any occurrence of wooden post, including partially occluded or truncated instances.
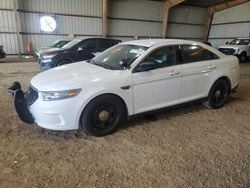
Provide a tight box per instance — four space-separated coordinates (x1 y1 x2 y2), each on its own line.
204 9 214 42
204 0 249 42
102 0 108 38
162 1 170 38
162 0 186 38
14 0 23 56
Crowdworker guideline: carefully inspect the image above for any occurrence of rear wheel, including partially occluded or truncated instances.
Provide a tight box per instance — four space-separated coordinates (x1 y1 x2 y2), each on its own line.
239 52 247 63
56 60 71 66
203 79 230 109
80 95 124 137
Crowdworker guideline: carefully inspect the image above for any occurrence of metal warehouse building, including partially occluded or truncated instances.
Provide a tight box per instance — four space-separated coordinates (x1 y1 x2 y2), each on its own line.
1 0 249 55
0 0 250 187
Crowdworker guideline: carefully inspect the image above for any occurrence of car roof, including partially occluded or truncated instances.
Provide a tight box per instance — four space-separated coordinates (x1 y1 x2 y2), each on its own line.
74 37 121 41
122 39 202 47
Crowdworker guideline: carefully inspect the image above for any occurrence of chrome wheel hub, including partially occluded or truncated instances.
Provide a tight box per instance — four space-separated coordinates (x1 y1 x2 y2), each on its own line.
215 90 221 98
98 111 110 122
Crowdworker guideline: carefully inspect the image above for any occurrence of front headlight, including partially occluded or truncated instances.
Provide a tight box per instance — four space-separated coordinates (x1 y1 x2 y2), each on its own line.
42 53 57 59
42 89 82 101
41 59 52 63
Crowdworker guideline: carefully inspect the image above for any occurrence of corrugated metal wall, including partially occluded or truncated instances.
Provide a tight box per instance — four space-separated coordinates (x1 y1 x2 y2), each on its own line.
0 0 207 55
108 1 206 41
0 0 19 54
108 0 162 40
20 0 102 16
208 2 250 48
0 0 14 9
168 5 206 41
19 0 102 53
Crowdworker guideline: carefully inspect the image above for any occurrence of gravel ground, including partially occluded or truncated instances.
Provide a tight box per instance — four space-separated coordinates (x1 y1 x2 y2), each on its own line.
0 61 250 188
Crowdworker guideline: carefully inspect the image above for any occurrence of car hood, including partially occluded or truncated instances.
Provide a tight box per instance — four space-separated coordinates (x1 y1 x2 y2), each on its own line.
218 44 247 49
39 48 62 56
31 61 124 91
38 47 50 51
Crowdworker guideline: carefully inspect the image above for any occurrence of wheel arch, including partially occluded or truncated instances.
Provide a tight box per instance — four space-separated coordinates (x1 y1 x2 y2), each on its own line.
209 76 232 95
240 51 247 55
79 93 129 124
56 59 72 66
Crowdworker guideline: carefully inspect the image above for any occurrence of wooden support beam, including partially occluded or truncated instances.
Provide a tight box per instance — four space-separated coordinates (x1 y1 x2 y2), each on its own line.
102 0 108 37
204 0 249 42
14 0 23 56
204 9 214 42
209 0 249 13
162 0 186 38
162 2 170 39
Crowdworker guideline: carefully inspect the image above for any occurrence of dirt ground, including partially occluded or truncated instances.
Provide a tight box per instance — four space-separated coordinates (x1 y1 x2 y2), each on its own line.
0 61 250 188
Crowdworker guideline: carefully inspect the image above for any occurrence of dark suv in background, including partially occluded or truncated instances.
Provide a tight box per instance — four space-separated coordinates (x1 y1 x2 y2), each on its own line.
0 45 6 59
38 38 121 71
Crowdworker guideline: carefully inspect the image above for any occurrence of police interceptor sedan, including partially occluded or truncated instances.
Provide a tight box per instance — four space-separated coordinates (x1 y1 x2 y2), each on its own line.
9 39 240 137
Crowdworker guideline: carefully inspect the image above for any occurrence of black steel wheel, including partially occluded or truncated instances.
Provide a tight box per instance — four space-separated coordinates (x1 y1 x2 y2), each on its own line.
92 103 117 130
203 79 230 109
239 52 247 63
80 95 124 136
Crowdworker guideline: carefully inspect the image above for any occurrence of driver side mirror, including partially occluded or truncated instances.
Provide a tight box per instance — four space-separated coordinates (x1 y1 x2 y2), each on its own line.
226 42 229 44
137 62 155 72
77 46 84 53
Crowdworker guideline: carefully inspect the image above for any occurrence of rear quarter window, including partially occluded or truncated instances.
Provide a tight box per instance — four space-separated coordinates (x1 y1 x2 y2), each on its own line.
180 45 219 64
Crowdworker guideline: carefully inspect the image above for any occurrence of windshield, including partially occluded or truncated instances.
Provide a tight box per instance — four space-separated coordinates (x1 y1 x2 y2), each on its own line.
50 40 70 48
62 39 81 49
92 44 148 70
229 39 250 45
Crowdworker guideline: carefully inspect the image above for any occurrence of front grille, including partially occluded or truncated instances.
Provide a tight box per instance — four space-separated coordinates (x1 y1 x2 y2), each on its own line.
218 48 235 55
26 86 38 105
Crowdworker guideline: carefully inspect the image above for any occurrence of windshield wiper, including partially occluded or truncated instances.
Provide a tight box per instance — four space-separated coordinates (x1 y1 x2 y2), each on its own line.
91 59 113 70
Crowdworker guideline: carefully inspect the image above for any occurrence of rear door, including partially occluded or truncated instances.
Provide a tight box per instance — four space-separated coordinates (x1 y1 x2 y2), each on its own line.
179 44 219 102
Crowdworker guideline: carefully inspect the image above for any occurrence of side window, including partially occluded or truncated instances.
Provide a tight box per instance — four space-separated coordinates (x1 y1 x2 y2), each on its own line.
100 39 118 50
56 41 68 48
180 45 218 64
143 46 177 69
78 39 97 50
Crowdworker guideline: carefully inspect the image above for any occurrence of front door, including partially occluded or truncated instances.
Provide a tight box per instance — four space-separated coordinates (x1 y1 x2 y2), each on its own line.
132 46 181 114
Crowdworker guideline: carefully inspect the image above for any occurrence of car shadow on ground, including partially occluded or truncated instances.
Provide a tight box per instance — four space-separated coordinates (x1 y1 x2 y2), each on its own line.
120 103 205 129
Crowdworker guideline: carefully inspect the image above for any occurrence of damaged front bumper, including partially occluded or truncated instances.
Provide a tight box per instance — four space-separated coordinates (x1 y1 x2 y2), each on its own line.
8 82 34 124
8 82 82 130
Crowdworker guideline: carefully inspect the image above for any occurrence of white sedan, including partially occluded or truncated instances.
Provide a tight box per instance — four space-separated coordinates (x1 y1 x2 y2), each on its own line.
9 39 240 136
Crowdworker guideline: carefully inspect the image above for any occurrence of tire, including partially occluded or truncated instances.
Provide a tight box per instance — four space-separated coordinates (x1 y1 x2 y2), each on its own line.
56 60 71 66
203 79 230 109
239 52 247 63
80 95 124 137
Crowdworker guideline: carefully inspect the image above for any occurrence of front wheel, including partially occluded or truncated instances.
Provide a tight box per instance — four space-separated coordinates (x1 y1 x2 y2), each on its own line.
239 52 247 63
203 79 230 109
80 95 124 137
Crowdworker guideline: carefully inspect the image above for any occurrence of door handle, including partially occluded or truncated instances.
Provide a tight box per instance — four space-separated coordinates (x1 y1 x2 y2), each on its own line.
208 65 217 70
200 70 209 73
170 71 180 76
